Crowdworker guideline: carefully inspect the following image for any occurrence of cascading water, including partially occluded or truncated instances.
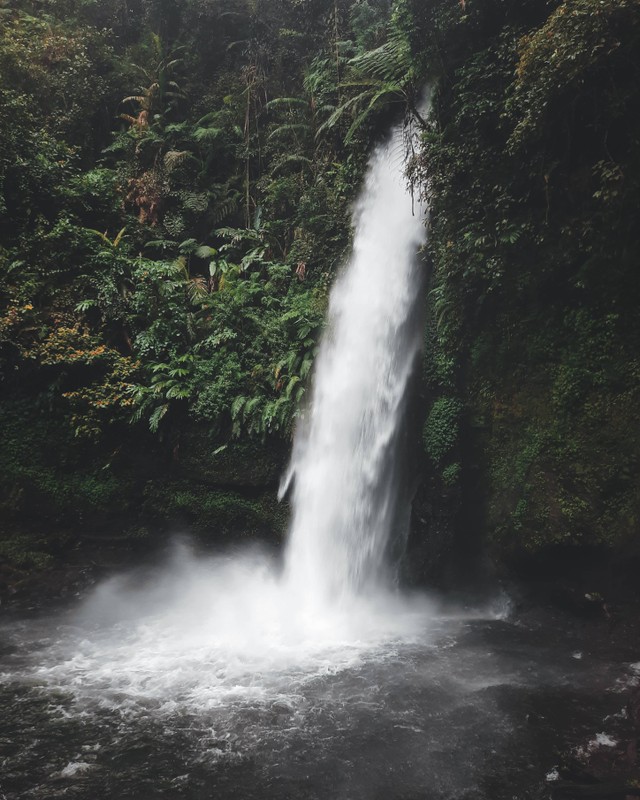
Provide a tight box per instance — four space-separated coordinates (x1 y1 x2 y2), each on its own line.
283 124 426 608
0 116 564 800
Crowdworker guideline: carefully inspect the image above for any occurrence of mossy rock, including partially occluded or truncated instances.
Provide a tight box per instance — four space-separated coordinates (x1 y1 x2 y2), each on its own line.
142 481 289 542
173 427 289 489
483 377 640 562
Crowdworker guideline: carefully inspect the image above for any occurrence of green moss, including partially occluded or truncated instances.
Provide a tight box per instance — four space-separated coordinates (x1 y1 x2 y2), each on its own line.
441 462 461 487
0 401 126 519
144 482 288 540
422 397 462 466
0 536 54 570
0 398 288 567
483 368 640 559
175 429 287 488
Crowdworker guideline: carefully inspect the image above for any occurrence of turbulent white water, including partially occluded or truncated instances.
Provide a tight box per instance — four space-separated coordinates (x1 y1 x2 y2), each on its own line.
18 543 436 714
283 125 427 608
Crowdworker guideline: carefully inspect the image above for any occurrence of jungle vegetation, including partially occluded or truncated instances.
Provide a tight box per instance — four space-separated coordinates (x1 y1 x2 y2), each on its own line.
1 0 639 584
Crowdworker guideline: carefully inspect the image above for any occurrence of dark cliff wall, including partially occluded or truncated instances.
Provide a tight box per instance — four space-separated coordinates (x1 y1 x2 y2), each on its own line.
409 0 640 597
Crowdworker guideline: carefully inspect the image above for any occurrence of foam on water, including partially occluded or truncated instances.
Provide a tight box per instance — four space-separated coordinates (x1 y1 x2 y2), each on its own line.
22 542 436 716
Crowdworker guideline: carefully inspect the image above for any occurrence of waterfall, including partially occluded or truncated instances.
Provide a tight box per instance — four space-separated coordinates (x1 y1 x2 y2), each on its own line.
283 124 427 608
19 122 431 717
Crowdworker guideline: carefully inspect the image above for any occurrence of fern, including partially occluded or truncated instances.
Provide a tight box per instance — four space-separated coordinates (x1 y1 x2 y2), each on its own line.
244 396 261 418
350 29 412 85
299 353 314 379
163 150 190 171
266 97 309 111
193 126 224 143
271 155 314 175
285 375 301 399
163 212 186 238
179 191 209 213
148 404 169 433
268 123 312 141
165 385 191 400
74 299 98 313
231 395 248 420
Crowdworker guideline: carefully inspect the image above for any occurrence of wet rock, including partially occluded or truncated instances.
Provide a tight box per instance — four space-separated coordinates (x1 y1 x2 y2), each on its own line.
628 690 640 728
271 700 294 715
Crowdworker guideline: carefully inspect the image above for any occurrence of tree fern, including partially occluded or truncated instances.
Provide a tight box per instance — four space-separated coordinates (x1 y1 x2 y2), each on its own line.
350 26 412 85
314 17 426 143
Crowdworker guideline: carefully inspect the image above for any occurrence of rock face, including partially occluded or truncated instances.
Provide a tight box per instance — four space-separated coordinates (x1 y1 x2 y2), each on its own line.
406 0 640 591
405 473 460 589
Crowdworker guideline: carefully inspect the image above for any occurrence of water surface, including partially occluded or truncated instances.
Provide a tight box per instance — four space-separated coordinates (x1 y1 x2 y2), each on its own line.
0 546 633 800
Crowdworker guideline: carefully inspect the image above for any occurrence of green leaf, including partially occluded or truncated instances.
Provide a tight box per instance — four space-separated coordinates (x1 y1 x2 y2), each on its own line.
75 299 98 313
149 404 169 433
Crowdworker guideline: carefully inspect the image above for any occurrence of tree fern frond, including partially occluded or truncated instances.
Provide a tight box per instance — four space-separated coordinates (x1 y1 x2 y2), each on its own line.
350 28 412 85
315 90 374 137
268 123 312 141
266 97 309 111
165 385 191 399
163 150 190 171
271 155 313 175
231 395 248 419
246 396 261 414
193 127 224 143
211 195 240 225
148 404 169 432
187 276 209 302
300 354 314 379
285 375 301 399
344 85 404 142
113 227 127 248
121 95 146 105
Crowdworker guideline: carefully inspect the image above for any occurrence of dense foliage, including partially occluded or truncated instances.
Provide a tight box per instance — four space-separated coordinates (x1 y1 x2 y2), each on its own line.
410 0 640 572
0 0 406 569
2 0 640 584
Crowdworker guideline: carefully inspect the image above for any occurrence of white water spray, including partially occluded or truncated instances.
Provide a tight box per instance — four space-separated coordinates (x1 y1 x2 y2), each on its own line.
283 126 426 607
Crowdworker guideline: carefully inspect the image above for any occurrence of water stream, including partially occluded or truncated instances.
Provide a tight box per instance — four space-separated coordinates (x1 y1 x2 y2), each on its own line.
283 123 426 608
0 125 635 800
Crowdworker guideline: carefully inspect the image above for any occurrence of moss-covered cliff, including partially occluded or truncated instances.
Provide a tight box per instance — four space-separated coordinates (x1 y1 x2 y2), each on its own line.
410 0 640 587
